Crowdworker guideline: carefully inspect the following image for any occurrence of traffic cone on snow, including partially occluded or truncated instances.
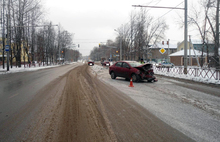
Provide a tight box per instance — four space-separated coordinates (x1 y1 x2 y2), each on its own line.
129 78 134 87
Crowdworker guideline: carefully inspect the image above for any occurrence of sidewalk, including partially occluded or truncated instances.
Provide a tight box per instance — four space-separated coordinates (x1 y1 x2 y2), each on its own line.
0 63 61 75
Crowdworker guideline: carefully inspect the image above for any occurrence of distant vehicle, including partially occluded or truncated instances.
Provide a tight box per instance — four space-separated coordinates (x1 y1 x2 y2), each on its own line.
102 61 110 66
88 60 94 66
156 61 174 68
109 61 158 82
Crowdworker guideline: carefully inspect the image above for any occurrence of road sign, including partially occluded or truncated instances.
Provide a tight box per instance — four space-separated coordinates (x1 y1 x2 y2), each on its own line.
5 45 10 51
159 48 166 54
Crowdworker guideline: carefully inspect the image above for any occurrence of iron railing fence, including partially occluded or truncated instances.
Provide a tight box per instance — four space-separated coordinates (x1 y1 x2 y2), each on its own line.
154 66 220 81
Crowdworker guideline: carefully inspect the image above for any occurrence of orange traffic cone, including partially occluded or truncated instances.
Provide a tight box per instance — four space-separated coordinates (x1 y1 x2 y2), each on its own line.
129 78 134 87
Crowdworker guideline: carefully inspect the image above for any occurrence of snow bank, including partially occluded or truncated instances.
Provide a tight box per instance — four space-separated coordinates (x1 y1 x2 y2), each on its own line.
0 62 77 75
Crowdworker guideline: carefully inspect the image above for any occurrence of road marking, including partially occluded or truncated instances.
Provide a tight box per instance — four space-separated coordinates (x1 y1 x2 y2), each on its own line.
9 93 19 99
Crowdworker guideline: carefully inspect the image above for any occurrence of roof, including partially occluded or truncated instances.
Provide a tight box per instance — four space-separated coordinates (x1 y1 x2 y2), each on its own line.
169 49 207 56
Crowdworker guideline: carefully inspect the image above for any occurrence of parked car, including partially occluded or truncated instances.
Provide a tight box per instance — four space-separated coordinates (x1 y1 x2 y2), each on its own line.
109 61 158 82
102 60 110 66
156 61 174 68
88 60 94 66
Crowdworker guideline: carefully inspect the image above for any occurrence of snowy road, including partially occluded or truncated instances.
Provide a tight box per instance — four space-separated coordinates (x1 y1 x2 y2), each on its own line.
91 64 220 142
1 62 219 141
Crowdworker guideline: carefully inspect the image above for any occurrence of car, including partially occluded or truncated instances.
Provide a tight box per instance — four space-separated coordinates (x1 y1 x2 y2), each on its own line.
156 61 174 68
109 61 158 82
88 60 94 66
102 61 110 66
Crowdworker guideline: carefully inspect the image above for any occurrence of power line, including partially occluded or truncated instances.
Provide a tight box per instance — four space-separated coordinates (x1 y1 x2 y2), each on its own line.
149 2 184 24
132 5 184 10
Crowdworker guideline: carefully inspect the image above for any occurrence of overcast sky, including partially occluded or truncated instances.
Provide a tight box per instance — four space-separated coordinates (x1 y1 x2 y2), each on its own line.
44 0 197 56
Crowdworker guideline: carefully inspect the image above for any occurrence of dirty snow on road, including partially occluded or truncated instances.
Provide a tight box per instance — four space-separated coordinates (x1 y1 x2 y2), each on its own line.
90 64 220 142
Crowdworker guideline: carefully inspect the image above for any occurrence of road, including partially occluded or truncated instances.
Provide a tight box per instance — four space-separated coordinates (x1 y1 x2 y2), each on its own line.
0 63 82 141
0 62 219 141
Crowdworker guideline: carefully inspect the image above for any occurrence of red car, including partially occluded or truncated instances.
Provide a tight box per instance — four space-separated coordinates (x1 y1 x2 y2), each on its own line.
88 60 94 66
102 61 110 66
109 61 158 82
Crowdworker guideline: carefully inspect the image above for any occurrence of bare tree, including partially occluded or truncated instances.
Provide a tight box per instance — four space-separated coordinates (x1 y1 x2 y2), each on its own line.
187 0 220 68
125 8 168 61
10 0 43 67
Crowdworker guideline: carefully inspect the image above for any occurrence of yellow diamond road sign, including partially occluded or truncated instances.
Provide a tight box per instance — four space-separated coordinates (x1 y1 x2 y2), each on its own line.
159 48 166 54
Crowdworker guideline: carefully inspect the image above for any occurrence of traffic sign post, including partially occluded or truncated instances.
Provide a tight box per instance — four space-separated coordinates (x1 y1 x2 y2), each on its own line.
5 45 10 51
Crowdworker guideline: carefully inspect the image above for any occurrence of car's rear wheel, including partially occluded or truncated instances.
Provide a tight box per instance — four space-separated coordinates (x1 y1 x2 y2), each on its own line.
111 72 116 79
131 74 139 82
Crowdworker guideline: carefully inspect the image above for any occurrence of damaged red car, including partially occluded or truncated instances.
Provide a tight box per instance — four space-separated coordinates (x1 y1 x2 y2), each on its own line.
109 61 158 82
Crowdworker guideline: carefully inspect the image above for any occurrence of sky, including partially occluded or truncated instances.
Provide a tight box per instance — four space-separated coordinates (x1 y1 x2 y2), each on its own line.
43 0 197 56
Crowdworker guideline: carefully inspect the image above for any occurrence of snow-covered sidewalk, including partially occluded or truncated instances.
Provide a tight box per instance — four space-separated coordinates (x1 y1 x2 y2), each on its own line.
0 62 77 75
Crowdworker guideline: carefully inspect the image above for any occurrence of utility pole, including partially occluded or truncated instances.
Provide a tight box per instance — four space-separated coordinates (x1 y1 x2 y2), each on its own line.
58 24 60 64
183 0 188 74
31 12 35 63
119 36 122 60
2 0 5 69
6 0 11 71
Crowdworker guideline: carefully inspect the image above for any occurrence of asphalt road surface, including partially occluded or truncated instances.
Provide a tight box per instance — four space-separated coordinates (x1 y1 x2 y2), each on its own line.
0 63 195 141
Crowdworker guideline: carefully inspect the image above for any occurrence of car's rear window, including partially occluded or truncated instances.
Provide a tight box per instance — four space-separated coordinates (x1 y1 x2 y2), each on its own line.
129 62 142 67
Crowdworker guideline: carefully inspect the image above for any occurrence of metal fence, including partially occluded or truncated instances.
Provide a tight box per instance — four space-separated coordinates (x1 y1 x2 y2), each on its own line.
154 66 220 81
